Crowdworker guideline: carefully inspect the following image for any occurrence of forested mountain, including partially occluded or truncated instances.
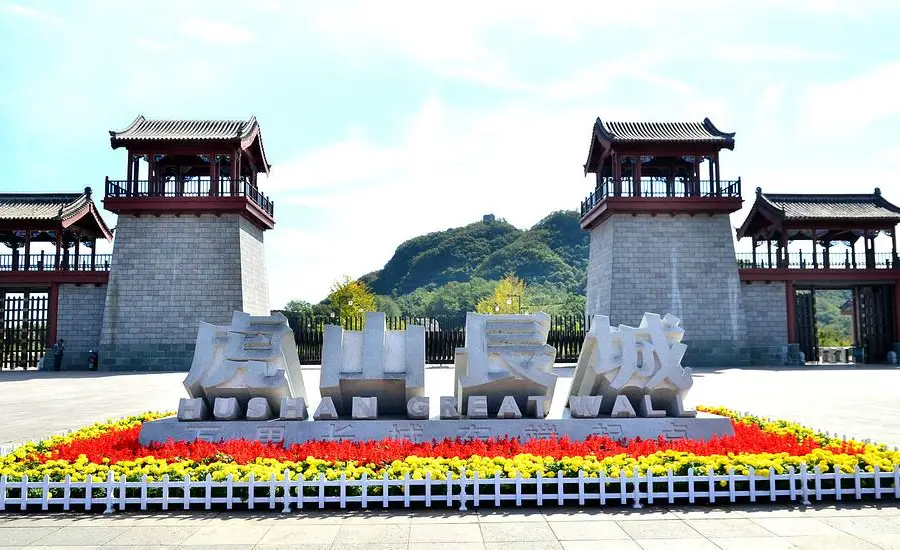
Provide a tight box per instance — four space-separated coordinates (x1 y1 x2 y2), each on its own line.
361 210 588 296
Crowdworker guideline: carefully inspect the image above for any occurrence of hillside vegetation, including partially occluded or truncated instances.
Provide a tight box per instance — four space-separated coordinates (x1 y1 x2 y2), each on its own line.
361 210 588 296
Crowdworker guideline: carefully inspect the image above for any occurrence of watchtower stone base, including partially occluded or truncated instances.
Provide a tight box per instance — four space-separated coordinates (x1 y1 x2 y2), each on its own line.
586 213 757 366
99 213 270 371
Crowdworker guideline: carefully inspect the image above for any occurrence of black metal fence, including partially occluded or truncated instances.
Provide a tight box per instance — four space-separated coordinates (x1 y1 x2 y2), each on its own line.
281 313 592 365
1 292 49 370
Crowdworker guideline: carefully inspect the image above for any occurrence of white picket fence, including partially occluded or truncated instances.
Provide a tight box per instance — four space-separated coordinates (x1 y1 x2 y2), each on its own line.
1 463 899 514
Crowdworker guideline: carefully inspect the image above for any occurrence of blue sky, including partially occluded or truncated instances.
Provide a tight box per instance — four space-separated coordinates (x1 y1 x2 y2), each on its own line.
2 1 899 306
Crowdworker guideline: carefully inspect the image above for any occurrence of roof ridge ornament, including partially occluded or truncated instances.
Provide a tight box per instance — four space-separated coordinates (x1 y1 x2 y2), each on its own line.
756 187 762 196
875 187 882 197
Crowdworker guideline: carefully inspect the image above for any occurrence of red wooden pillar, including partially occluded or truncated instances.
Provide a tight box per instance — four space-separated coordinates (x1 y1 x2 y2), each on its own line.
23 229 30 271
54 230 62 270
73 238 80 271
612 152 621 197
812 228 818 268
714 152 721 195
894 281 900 343
126 153 133 191
48 282 59 347
786 279 797 344
633 154 642 197
90 238 96 271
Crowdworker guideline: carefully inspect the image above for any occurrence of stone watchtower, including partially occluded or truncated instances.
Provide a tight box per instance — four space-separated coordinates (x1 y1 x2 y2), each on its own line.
580 117 748 366
99 116 275 371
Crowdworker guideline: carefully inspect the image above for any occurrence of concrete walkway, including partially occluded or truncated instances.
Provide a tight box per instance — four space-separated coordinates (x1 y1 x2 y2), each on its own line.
2 502 900 549
4 365 900 548
3 365 900 446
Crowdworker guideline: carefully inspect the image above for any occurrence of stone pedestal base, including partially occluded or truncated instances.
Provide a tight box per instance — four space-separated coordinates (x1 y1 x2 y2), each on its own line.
138 413 734 446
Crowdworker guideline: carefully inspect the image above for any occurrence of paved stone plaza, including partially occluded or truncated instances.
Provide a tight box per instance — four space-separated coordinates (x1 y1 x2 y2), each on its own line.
3 365 900 548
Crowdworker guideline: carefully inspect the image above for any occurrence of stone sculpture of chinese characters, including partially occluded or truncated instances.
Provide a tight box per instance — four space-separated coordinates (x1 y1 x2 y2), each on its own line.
320 311 425 416
180 311 307 420
568 313 695 418
455 312 557 417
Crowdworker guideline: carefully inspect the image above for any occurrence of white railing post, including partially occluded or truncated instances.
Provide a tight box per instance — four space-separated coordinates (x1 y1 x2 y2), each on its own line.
104 471 116 515
768 467 776 502
472 471 479 508
41 475 50 511
403 473 410 508
340 473 348 509
666 469 674 504
748 467 756 503
63 475 71 511
788 466 797 502
385 472 391 508
458 468 468 512
86 474 94 511
20 473 28 511
225 474 233 510
295 473 303 510
495 473 501 507
579 470 586 506
557 472 564 506
834 467 842 501
160 474 168 510
423 472 430 507
281 470 292 514
515 472 522 507
800 464 810 506
728 467 736 502
893 465 899 499
687 468 695 504
599 470 606 506
854 465 862 499
205 474 213 510
536 471 543 507
139 474 148 511
318 473 326 510
360 473 368 509
813 466 822 501
875 466 882 500
119 473 127 511
248 473 256 510
268 473 277 510
708 468 716 504
632 466 642 509
182 474 191 511
0 474 6 511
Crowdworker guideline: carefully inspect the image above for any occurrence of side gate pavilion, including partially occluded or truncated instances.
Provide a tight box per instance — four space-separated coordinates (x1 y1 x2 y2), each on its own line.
736 188 900 363
580 115 900 366
0 190 112 370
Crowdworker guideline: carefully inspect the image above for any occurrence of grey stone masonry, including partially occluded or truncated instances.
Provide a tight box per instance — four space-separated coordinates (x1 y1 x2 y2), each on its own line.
239 217 270 315
742 281 789 365
585 213 751 366
99 213 271 371
55 283 107 370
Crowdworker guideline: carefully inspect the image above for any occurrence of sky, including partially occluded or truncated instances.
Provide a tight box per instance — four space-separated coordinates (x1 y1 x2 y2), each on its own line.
2 0 900 307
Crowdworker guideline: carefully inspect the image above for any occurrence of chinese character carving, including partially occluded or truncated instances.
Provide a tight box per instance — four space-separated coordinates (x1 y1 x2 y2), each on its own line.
320 312 425 416
455 313 557 417
568 313 693 417
182 312 307 419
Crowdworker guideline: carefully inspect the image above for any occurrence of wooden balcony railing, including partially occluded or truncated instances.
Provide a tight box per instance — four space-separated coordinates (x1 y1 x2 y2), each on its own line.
581 178 741 217
736 251 899 270
105 178 274 218
0 253 112 272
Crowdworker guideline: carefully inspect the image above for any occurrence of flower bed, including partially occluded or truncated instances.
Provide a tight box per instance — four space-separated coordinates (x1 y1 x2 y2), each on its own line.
2 406 897 485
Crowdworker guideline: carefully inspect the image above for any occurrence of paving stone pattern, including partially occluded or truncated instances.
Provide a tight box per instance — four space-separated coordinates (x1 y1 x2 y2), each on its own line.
586 213 788 367
55 283 107 370
2 503 900 548
98 214 270 372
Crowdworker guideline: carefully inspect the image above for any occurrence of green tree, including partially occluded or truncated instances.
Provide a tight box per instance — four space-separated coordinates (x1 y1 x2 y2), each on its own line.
476 274 527 314
375 295 402 317
284 300 314 315
328 275 377 318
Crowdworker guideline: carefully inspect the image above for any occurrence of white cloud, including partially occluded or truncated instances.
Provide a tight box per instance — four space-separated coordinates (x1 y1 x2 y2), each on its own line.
3 3 63 25
802 61 900 135
179 17 255 45
716 45 838 62
132 37 166 51
264 95 600 306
